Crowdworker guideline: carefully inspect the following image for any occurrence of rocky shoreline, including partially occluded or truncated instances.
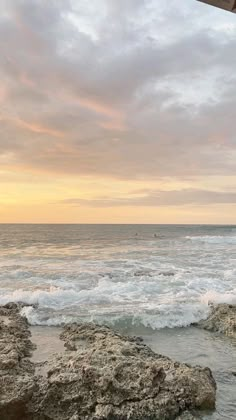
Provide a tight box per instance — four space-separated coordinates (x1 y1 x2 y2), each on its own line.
0 303 235 420
197 303 236 338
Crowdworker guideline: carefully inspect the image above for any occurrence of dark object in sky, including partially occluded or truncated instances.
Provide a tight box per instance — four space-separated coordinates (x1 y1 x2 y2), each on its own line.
197 0 236 12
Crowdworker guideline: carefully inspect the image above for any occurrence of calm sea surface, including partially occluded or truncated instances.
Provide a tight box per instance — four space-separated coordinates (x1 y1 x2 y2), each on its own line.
0 224 236 419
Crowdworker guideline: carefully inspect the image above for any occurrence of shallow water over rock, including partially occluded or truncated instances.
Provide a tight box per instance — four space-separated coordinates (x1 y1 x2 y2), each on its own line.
140 326 236 420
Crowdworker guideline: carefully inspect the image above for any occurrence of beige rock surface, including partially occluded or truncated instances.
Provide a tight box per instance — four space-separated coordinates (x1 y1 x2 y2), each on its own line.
0 303 36 420
198 304 236 337
0 304 216 420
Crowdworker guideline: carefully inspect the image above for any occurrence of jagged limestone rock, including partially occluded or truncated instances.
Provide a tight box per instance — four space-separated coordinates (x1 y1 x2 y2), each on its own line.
0 304 216 420
0 303 36 420
198 304 236 337
33 323 216 419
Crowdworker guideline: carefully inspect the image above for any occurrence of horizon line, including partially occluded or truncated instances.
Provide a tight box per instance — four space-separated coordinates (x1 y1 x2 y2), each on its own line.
0 223 235 226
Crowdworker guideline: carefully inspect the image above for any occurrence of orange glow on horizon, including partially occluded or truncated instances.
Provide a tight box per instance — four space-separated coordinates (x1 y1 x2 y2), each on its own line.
0 170 236 224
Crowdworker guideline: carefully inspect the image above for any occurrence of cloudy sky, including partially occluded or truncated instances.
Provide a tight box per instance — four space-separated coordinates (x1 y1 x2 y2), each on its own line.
0 0 236 223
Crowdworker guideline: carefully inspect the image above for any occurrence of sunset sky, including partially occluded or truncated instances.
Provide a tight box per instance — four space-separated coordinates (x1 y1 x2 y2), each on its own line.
1 0 236 223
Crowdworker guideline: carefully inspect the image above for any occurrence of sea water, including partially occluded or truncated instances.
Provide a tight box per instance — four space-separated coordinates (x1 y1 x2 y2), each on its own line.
0 224 236 418
0 224 235 327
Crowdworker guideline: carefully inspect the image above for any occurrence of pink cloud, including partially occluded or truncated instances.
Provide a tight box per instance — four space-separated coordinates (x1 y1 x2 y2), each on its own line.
15 118 65 138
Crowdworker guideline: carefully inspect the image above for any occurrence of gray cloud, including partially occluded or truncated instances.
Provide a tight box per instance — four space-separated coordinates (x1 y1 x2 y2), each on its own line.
0 0 236 179
59 189 236 207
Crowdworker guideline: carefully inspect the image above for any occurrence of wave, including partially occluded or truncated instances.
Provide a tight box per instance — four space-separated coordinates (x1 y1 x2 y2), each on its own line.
0 280 212 329
185 235 236 244
1 280 235 330
201 290 236 306
0 276 180 309
20 304 210 330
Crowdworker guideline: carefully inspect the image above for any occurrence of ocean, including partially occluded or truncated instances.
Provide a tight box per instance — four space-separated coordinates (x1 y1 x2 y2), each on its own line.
0 224 236 419
0 224 235 327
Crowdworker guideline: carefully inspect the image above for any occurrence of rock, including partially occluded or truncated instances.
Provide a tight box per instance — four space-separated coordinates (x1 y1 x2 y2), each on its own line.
198 304 236 337
34 323 216 419
0 304 36 420
158 271 175 277
0 304 217 420
134 270 153 277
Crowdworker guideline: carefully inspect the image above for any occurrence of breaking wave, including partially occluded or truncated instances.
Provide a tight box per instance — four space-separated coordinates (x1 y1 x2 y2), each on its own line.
1 224 236 331
0 281 235 330
20 304 209 330
186 235 236 244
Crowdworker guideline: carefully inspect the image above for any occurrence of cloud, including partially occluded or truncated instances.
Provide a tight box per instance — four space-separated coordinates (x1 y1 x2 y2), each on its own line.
59 188 236 207
0 0 236 181
14 118 65 138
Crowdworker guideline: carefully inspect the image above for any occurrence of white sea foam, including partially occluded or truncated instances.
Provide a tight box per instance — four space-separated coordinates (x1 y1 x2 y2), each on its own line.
0 274 234 329
186 235 236 244
201 290 236 305
20 301 210 330
1 225 235 330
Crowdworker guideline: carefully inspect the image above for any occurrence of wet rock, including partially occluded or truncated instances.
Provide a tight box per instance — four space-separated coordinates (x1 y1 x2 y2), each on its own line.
198 304 236 338
158 271 175 277
0 304 216 420
134 270 153 277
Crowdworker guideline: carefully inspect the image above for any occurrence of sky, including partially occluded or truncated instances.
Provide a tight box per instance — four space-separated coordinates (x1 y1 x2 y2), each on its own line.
0 0 236 224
